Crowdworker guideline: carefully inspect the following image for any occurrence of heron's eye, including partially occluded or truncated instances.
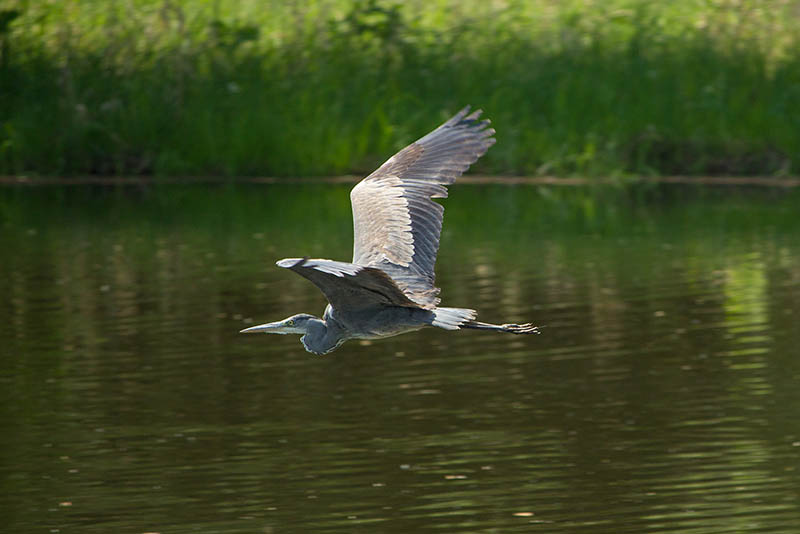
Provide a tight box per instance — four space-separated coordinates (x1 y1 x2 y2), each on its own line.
286 319 295 326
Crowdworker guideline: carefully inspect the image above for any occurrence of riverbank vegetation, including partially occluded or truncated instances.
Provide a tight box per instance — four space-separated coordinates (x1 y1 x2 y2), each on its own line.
2 1 799 179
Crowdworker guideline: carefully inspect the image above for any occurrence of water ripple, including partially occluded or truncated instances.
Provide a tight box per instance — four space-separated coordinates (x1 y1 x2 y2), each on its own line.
2 187 800 533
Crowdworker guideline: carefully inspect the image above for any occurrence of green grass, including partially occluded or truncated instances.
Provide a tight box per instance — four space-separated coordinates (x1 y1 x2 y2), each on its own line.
2 0 800 179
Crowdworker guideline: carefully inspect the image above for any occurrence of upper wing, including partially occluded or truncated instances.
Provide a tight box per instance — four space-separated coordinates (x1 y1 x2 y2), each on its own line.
350 106 495 308
277 257 420 313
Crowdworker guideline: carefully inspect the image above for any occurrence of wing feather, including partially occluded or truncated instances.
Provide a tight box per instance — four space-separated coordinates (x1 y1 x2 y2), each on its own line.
277 258 419 313
350 106 495 308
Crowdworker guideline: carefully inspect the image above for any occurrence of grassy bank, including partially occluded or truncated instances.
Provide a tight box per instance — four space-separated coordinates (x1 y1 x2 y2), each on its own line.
2 1 800 179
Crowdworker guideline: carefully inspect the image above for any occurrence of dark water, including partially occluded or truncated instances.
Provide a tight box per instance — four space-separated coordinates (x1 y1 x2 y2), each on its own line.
2 185 799 533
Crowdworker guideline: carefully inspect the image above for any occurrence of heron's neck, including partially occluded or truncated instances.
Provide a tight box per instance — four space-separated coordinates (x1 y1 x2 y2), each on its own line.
300 316 345 355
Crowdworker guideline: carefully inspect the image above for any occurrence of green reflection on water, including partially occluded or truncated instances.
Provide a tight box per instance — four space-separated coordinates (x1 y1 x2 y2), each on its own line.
1 184 800 533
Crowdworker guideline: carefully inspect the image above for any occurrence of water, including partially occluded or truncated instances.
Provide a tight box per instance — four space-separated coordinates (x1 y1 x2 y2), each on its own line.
2 184 799 533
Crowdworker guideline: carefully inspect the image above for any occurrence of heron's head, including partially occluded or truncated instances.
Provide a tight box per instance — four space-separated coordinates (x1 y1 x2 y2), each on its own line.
239 313 319 335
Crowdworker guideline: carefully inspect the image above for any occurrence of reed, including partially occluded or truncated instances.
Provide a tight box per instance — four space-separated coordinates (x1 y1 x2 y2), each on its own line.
2 1 799 179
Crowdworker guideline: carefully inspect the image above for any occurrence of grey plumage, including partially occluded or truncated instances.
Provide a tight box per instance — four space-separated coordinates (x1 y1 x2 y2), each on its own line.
241 106 538 355
350 107 495 307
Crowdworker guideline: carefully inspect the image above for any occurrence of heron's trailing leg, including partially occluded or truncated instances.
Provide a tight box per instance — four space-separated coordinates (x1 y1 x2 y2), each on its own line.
462 321 540 335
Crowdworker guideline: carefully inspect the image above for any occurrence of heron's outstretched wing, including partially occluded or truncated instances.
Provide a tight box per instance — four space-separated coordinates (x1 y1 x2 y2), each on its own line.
350 106 495 308
277 258 420 312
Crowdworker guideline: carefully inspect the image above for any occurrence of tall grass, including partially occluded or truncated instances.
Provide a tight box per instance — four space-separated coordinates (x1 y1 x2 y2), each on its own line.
2 0 800 178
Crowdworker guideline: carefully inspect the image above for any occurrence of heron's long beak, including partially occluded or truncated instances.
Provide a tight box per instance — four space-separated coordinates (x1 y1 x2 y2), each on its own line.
239 320 301 335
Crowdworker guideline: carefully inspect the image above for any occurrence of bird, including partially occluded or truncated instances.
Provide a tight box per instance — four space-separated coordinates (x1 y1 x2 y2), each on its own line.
240 106 539 354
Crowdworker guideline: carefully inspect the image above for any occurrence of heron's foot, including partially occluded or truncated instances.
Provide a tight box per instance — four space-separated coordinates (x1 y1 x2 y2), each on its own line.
502 323 540 335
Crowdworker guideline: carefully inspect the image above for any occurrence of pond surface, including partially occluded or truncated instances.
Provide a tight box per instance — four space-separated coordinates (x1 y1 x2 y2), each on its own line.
2 184 800 533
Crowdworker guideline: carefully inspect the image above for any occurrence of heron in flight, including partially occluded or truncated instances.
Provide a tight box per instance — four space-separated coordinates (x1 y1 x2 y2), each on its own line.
241 107 539 354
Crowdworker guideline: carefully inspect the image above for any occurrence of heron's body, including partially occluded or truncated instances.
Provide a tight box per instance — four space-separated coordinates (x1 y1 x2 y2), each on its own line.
324 304 430 340
241 107 538 354
304 303 430 354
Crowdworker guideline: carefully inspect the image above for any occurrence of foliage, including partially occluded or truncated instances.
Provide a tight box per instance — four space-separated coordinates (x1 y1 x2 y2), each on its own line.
2 0 800 178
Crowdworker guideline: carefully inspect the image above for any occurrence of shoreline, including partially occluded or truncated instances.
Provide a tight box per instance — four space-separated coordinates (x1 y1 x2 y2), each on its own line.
2 175 799 188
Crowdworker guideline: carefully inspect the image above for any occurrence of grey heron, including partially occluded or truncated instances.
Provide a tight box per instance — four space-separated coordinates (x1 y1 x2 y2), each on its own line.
241 106 539 354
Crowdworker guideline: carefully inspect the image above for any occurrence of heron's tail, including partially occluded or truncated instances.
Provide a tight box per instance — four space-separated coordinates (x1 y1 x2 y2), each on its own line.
461 320 540 335
431 307 477 330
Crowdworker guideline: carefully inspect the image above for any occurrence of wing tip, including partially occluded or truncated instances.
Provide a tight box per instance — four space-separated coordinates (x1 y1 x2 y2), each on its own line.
450 105 484 126
279 257 365 278
276 257 306 268
449 106 494 138
455 104 472 118
464 108 483 122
